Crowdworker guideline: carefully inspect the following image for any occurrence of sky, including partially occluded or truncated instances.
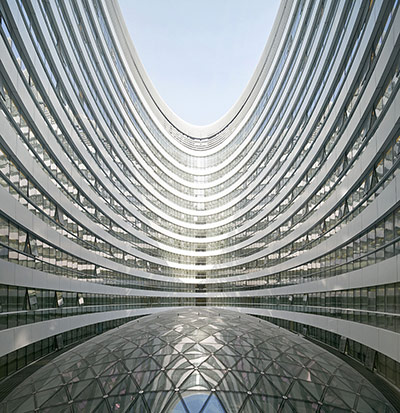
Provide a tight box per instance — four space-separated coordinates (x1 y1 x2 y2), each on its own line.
118 0 280 126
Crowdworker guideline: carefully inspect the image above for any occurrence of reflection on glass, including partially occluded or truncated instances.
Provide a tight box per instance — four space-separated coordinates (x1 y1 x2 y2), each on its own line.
1 308 395 413
173 393 226 413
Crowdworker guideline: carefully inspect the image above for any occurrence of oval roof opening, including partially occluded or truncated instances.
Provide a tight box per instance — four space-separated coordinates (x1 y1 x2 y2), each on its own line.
118 0 280 126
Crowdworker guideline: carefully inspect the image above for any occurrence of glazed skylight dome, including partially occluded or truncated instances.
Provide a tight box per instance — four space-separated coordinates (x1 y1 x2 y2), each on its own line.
1 308 395 412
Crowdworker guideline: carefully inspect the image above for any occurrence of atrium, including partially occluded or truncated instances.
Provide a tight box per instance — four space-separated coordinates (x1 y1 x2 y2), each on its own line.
0 0 399 411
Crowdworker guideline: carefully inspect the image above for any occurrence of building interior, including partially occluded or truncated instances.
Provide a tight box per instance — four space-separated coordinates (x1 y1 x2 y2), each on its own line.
0 0 399 411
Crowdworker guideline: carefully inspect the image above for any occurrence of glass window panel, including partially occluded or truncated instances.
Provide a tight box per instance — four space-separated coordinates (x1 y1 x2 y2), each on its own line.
27 289 38 310
386 285 395 313
376 286 385 312
385 213 394 242
56 292 64 307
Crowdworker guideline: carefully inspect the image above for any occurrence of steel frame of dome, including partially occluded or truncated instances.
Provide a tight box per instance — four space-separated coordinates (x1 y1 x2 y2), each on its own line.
1 308 396 412
0 0 400 402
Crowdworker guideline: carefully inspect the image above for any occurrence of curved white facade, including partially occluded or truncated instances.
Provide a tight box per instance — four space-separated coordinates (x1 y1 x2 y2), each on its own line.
0 0 399 391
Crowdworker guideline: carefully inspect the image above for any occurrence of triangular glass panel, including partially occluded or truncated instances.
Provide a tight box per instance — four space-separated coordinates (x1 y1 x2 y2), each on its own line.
288 381 315 402
215 345 240 357
213 354 240 368
279 399 296 412
216 372 246 392
117 344 138 354
184 353 209 368
144 371 174 392
141 343 166 354
148 337 164 346
90 353 117 367
133 337 156 348
198 343 224 353
128 395 150 412
200 336 224 345
91 361 117 376
276 353 302 366
73 367 97 382
41 405 72 413
166 368 192 388
310 359 338 374
252 375 281 397
299 368 331 384
83 353 110 367
329 376 358 393
173 342 195 353
199 369 225 389
40 387 70 408
217 390 247 412
297 368 324 384
319 404 351 413
110 348 135 361
33 364 61 379
359 383 386 402
109 375 139 396
355 397 379 413
74 381 103 401
72 398 104 412
260 348 281 360
134 357 161 372
101 361 129 377
252 394 282 411
184 343 208 355
214 333 236 342
126 348 151 359
264 362 290 377
146 390 176 412
239 396 262 413
286 399 319 412
235 358 260 373
171 336 196 345
203 393 226 413
68 379 96 399
8 382 33 399
5 395 36 413
160 332 182 342
34 374 64 392
307 360 330 372
35 388 63 407
152 353 179 369
123 356 148 372
191 330 211 341
171 358 196 370
107 394 138 412
99 374 128 395
200 355 225 370
277 361 303 377
322 388 354 409
267 374 292 395
245 348 272 360
232 371 259 390
178 392 212 413
286 350 311 366
61 359 89 376
227 338 252 350
134 369 160 390
245 357 272 372
357 394 389 411
60 366 87 383
153 345 179 356
180 371 211 391
297 379 324 400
